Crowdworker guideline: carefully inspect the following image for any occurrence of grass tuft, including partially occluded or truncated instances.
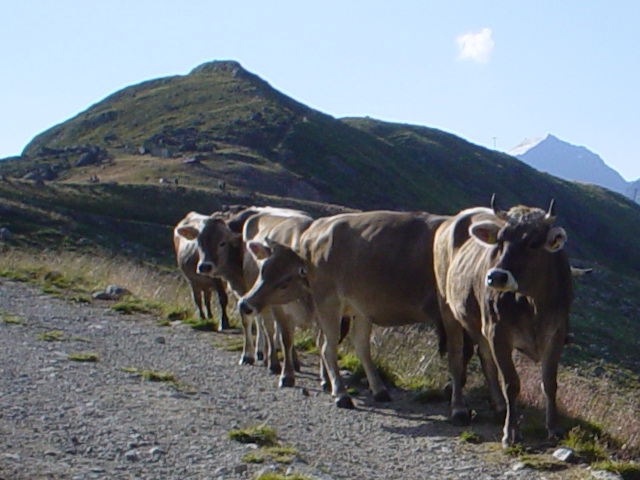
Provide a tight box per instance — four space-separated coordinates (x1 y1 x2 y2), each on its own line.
460 431 482 444
561 425 609 463
228 425 278 447
241 446 297 464
37 330 65 342
591 460 640 479
68 352 99 362
120 367 175 382
1 311 26 325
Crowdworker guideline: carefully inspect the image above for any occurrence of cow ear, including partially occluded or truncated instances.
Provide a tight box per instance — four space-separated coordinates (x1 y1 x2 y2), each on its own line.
545 227 567 252
177 225 199 241
248 241 272 260
469 221 501 246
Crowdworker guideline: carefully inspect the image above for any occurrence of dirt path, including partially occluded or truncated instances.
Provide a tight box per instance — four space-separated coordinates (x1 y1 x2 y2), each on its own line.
0 279 590 479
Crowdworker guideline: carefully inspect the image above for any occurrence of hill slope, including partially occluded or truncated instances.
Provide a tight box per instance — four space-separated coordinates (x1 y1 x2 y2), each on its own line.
2 60 640 276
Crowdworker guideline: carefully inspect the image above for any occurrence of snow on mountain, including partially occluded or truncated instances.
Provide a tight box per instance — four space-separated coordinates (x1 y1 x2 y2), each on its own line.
509 134 630 197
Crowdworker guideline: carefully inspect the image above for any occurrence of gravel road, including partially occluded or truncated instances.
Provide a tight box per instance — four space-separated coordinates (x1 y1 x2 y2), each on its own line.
0 279 593 480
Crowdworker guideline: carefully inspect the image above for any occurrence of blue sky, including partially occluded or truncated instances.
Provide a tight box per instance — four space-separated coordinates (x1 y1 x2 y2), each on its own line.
2 1 639 180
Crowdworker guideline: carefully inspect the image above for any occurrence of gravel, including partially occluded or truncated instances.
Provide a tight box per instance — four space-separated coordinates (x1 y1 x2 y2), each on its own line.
0 279 592 479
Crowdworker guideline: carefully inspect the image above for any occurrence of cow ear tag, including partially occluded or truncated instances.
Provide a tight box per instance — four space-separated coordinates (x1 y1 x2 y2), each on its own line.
248 241 272 260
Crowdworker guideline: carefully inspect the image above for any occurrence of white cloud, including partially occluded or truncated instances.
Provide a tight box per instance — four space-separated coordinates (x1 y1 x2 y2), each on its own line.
456 28 494 63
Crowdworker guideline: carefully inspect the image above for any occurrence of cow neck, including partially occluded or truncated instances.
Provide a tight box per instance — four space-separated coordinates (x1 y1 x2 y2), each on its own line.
223 241 247 296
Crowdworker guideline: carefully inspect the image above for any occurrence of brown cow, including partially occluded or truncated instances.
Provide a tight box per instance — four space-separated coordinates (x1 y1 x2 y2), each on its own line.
176 207 313 387
433 197 572 447
173 212 229 330
238 210 448 408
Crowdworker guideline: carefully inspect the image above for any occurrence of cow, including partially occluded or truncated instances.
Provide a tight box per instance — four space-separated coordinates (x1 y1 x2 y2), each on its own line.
173 212 229 330
176 207 313 387
238 210 449 408
433 196 572 448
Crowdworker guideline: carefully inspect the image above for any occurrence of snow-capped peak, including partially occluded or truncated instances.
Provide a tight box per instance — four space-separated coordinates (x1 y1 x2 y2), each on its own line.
507 136 545 156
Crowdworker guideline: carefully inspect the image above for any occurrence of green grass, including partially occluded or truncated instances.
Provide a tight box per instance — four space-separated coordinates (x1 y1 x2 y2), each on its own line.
1 311 26 325
460 431 482 444
120 367 175 382
68 352 99 362
560 425 609 463
254 473 314 480
241 446 298 464
37 330 65 342
228 425 278 447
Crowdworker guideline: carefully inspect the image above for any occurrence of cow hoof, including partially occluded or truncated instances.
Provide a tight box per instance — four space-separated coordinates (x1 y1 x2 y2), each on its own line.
451 410 471 426
218 319 230 331
269 364 282 375
256 351 265 362
279 377 295 388
321 381 332 393
373 390 392 402
239 356 255 366
335 396 355 409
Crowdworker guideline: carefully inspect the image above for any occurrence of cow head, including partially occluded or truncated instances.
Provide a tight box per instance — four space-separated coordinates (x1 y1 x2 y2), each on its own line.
176 215 242 277
238 239 310 315
469 196 568 295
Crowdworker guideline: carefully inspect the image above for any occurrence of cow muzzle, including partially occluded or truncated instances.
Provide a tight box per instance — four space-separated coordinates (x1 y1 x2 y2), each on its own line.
485 268 518 292
197 262 214 276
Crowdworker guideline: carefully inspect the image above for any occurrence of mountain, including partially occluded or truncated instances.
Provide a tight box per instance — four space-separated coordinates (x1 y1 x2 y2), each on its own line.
2 60 640 276
509 134 630 196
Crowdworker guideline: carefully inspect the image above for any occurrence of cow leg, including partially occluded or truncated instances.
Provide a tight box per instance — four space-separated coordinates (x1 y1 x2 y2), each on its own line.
238 311 256 365
351 317 390 402
214 279 230 330
542 331 565 440
487 323 521 448
274 308 297 388
260 312 280 374
191 286 206 320
442 310 469 425
317 330 331 392
477 338 506 418
317 302 352 408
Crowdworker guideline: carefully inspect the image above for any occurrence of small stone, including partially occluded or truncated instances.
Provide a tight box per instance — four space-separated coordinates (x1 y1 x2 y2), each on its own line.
301 388 310 397
234 464 248 474
149 447 164 456
512 461 527 471
553 446 577 463
590 470 624 480
154 337 166 344
124 450 139 462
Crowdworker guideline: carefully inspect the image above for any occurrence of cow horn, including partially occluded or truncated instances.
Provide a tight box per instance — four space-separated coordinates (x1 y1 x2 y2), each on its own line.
545 199 556 223
490 194 507 220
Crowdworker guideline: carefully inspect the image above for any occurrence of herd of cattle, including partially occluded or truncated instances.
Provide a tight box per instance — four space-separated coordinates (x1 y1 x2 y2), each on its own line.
173 197 574 448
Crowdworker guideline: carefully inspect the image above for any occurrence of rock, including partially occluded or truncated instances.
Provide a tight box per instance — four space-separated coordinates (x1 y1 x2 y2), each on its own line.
92 285 131 301
553 447 577 463
590 470 624 480
149 447 164 456
154 337 166 345
124 450 139 462
0 227 11 240
234 464 248 474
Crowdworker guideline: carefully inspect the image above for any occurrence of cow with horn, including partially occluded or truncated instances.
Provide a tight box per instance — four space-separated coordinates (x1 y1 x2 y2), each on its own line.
433 195 573 447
